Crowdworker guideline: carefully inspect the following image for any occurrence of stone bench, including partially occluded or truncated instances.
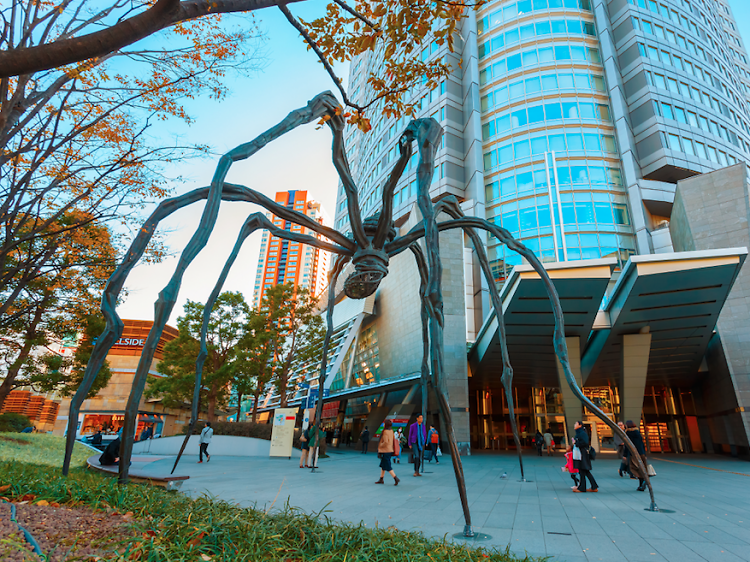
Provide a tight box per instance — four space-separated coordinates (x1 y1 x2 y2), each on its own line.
86 455 189 491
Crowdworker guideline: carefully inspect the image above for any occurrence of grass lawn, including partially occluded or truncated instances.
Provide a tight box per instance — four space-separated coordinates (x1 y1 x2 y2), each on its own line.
0 435 545 562
0 432 91 468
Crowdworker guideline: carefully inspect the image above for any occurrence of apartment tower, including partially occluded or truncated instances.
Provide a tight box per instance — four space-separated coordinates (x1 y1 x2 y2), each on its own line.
251 191 330 308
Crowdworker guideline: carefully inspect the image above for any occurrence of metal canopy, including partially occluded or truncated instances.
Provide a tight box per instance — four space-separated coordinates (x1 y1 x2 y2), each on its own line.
470 258 616 388
581 248 747 388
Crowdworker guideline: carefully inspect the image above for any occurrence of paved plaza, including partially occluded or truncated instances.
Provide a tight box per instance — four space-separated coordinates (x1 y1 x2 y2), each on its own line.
134 449 750 562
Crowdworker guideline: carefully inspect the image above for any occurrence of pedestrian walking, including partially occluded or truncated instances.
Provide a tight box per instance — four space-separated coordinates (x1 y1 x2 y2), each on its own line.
299 426 311 468
572 421 597 493
427 425 440 464
535 430 544 456
544 428 554 456
360 426 370 454
624 420 649 491
393 428 404 463
408 414 427 476
375 419 401 486
198 422 212 464
562 445 580 489
614 421 630 477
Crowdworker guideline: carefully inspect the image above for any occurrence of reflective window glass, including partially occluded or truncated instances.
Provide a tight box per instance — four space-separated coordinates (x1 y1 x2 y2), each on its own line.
491 35 505 51
512 109 528 127
545 103 562 120
505 28 520 44
520 24 535 40
562 203 576 224
510 81 525 98
495 85 509 105
534 170 548 189
501 177 515 197
514 140 531 159
613 204 630 225
576 202 595 223
497 113 511 132
499 144 514 164
502 210 519 233
542 74 558 90
683 138 695 156
486 182 499 202
549 134 566 151
566 133 584 151
571 166 588 183
579 103 596 119
555 46 571 60
507 54 522 70
552 20 567 34
520 206 537 229
574 73 590 89
538 205 551 227
523 50 539 66
559 74 575 89
584 133 601 151
539 47 555 62
589 166 606 184
517 172 534 193
562 102 579 119
602 135 616 152
567 20 582 34
557 165 571 185
528 105 545 123
526 76 542 94
531 136 548 154
536 21 552 35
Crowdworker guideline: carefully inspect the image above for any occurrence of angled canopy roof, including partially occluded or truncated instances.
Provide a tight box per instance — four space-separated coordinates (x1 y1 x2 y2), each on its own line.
470 258 616 388
581 248 747 388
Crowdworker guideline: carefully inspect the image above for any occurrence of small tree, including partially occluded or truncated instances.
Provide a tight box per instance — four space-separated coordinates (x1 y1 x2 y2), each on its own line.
233 310 274 423
262 283 325 408
29 314 114 399
147 292 249 421
0 218 116 410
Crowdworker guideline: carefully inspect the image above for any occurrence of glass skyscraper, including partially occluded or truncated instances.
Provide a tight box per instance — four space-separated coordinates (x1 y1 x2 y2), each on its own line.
336 0 750 333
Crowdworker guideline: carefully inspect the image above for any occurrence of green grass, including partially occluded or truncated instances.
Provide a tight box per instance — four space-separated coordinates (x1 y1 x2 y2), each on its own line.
0 432 91 467
0 436 547 561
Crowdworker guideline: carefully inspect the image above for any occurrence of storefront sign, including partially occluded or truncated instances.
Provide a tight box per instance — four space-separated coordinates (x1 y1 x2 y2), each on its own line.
270 408 297 458
113 337 146 347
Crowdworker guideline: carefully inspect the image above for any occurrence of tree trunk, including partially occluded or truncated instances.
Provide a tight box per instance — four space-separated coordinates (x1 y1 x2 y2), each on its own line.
236 390 243 421
0 303 45 411
251 387 260 423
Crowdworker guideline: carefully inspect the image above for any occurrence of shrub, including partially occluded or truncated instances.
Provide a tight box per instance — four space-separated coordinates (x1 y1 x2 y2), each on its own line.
183 421 304 449
0 412 31 432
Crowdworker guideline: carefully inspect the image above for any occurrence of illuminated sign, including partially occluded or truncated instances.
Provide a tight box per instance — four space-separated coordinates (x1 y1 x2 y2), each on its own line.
114 338 146 347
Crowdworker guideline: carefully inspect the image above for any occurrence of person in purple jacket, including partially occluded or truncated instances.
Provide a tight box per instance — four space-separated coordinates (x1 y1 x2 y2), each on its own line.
408 414 427 477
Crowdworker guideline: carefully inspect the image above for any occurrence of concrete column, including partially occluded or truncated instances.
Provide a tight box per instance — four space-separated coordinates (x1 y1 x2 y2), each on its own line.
556 336 583 441
620 332 652 424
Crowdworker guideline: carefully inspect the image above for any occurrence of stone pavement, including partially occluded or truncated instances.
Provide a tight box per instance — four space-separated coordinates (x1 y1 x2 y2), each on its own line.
137 448 750 562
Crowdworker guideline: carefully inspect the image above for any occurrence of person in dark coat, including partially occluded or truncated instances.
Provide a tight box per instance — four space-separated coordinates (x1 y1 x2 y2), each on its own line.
614 421 630 477
572 421 598 493
91 430 103 445
535 430 544 456
360 426 370 454
99 437 120 466
624 420 649 491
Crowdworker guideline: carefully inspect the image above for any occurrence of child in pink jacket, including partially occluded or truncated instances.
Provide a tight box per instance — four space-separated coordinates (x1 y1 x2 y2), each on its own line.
563 445 580 489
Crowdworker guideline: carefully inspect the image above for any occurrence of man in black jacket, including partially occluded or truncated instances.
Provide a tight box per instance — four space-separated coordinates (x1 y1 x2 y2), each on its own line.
360 427 370 454
572 421 598 493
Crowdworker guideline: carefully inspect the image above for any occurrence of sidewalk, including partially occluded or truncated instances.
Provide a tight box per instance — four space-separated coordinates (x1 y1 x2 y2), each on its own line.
137 448 750 562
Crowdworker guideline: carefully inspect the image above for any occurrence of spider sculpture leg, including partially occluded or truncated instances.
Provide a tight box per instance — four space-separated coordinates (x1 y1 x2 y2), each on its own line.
432 196 525 480
63 92 352 482
310 255 350 470
170 214 352 474
409 243 474 536
388 216 658 509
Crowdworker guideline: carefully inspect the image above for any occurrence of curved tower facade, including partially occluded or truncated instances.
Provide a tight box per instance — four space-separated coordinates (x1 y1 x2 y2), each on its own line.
337 0 750 329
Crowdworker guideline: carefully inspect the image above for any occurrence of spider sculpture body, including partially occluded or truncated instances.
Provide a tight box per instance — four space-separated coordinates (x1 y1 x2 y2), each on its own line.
62 92 658 536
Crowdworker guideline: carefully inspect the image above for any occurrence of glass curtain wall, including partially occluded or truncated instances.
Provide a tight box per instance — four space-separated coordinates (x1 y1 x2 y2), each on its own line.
478 0 636 287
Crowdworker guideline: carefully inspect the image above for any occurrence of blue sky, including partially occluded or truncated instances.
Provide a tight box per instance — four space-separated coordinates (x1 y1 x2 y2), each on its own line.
117 6 349 324
117 1 750 325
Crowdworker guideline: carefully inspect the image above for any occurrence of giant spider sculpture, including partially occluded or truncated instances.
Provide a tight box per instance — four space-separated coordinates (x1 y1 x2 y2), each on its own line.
62 91 658 537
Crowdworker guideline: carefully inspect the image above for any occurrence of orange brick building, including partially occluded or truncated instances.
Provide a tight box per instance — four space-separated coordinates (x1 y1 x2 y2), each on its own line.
50 319 192 439
251 191 330 308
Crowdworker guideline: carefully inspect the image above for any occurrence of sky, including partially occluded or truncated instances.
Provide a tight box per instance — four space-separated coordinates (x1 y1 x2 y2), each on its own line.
115 5 350 325
113 0 750 326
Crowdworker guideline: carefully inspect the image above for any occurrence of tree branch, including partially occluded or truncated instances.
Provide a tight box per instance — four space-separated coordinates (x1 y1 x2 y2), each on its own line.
276 1 361 112
330 0 379 30
0 0 303 79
